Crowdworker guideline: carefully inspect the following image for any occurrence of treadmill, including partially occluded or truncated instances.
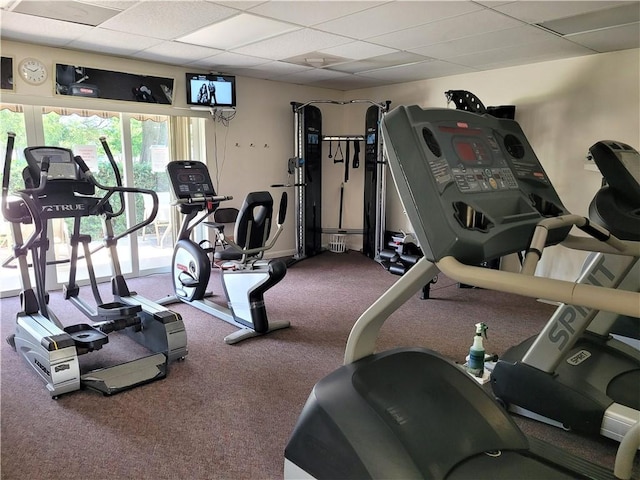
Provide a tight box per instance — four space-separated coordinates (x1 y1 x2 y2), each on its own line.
491 140 640 442
284 106 639 479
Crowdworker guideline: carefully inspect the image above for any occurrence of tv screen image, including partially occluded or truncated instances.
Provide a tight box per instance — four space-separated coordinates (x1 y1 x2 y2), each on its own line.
186 73 236 108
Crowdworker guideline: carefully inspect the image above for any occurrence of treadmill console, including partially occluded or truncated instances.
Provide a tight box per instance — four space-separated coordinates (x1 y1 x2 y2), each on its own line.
166 160 216 200
382 106 569 264
588 140 640 241
589 140 640 204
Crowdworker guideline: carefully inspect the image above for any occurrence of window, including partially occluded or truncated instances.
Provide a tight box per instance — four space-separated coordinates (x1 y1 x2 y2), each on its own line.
129 115 174 271
0 105 201 298
0 105 29 297
42 108 127 284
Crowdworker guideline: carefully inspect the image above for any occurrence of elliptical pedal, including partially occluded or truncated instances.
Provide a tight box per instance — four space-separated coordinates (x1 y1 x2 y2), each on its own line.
80 353 167 395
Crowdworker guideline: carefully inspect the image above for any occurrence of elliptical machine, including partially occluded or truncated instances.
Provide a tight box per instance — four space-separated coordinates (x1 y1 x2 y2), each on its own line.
2 133 186 397
160 160 290 344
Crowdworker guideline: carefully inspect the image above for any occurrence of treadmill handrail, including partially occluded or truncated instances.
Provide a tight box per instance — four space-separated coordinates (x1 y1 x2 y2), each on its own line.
344 240 640 365
344 258 439 364
562 234 640 256
614 421 640 480
436 255 639 318
522 214 632 275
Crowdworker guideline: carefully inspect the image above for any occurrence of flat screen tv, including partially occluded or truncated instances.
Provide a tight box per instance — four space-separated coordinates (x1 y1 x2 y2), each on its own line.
186 73 236 108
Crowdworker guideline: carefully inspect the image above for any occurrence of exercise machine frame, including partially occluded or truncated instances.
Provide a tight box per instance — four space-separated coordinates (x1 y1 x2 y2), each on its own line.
284 106 639 479
2 134 186 397
291 99 390 261
160 160 289 344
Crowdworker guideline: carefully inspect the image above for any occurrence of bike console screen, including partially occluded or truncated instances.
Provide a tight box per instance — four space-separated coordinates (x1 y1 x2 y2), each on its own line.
167 161 216 200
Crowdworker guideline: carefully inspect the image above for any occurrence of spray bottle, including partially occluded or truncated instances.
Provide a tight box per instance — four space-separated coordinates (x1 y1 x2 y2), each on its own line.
467 322 488 378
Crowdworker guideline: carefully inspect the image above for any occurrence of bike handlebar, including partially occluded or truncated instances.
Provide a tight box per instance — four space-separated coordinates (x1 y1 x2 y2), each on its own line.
172 195 233 205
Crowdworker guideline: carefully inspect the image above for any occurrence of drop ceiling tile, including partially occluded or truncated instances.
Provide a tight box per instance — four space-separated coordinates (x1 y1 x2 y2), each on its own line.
232 61 312 80
539 3 639 35
492 1 631 24
178 13 300 50
409 25 556 59
100 1 238 40
135 41 224 65
214 1 265 11
247 1 381 27
449 37 594 68
358 59 475 82
356 60 438 82
12 0 119 26
315 1 484 40
474 1 514 6
233 28 352 60
367 8 523 50
328 51 432 74
318 41 397 61
76 1 137 10
567 22 640 51
68 27 163 56
205 51 273 68
272 67 350 85
411 60 479 79
308 75 386 91
281 51 350 68
0 11 92 46
2 0 637 90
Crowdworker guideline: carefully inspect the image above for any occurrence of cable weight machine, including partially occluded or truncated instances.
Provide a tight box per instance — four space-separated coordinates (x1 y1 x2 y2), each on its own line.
289 99 391 261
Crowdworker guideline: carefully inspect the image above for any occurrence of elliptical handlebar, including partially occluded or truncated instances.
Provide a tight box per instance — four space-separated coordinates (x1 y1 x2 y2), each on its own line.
1 132 46 252
73 154 160 242
1 132 15 212
98 136 126 218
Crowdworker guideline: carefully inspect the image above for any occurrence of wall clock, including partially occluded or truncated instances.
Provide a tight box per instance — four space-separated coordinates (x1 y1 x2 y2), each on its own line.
18 57 48 85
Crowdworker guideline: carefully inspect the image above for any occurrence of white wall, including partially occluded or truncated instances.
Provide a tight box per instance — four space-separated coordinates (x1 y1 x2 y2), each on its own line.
348 48 640 281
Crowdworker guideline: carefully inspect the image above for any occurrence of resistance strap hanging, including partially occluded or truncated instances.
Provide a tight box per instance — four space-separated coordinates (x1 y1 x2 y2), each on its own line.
333 141 344 163
352 139 360 168
338 182 344 230
344 141 350 182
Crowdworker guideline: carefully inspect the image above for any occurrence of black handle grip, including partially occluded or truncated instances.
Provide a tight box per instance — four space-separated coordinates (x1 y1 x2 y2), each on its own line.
2 132 16 195
73 155 91 174
40 157 50 173
278 191 288 224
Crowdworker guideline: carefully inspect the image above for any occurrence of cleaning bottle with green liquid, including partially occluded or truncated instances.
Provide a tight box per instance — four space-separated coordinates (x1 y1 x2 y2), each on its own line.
467 322 488 377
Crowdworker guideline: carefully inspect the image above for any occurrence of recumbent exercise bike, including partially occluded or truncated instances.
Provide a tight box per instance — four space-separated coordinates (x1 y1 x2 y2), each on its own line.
159 160 290 344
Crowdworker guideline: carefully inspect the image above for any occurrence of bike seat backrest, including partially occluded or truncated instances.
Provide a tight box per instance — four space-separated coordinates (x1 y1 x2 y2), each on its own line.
214 207 239 225
23 146 94 195
234 191 273 250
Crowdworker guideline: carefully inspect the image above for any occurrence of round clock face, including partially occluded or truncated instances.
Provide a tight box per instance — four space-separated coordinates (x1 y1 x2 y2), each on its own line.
19 58 48 85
